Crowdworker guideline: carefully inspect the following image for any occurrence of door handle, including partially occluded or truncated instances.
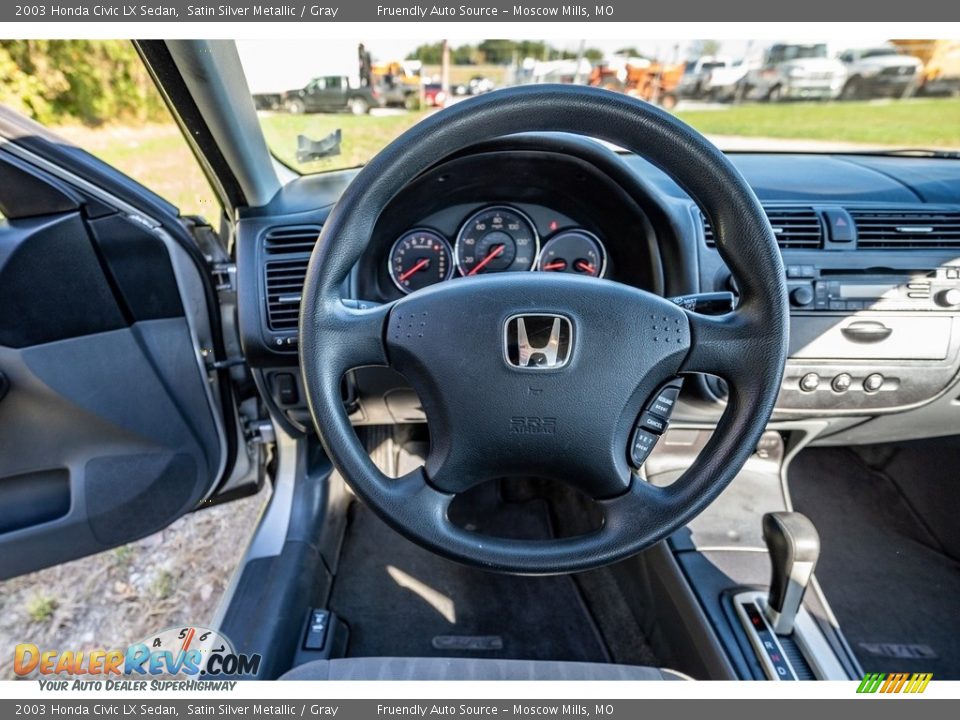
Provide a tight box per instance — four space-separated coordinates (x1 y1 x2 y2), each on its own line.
841 321 893 343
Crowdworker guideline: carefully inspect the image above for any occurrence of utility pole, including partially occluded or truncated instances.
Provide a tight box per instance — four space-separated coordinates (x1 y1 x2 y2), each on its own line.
574 39 586 85
441 39 451 97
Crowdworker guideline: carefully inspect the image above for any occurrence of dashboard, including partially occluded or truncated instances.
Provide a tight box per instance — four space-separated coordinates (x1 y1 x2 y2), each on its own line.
235 134 960 449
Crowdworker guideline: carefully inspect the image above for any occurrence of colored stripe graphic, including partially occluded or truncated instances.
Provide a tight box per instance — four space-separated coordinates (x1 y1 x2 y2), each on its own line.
857 672 931 694
857 672 885 693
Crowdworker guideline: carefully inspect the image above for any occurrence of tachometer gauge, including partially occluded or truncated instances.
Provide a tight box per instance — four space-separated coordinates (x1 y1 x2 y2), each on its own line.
389 229 454 294
455 206 539 276
537 229 607 278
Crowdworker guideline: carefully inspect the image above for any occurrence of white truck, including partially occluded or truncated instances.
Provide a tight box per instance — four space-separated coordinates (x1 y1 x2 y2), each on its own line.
838 45 923 99
737 43 847 101
703 59 757 102
677 55 732 99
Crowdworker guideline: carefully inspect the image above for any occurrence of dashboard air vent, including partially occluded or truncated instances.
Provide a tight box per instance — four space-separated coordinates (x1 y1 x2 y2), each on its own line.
265 259 309 331
702 206 823 249
263 225 321 255
849 209 960 249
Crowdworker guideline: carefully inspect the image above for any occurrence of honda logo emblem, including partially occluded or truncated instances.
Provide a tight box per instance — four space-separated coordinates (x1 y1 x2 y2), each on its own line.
503 314 573 369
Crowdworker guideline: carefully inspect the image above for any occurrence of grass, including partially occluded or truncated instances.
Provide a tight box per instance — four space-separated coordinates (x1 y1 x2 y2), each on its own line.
54 123 219 218
257 110 430 174
676 98 960 149
26 595 58 623
149 570 174 601
113 545 135 565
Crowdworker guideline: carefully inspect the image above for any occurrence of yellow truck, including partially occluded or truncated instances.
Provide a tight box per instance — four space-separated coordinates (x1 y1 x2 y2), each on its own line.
891 39 960 96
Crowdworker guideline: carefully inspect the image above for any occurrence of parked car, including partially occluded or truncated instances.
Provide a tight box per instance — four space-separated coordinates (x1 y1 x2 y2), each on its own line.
423 83 447 107
738 43 846 101
839 45 923 99
282 75 383 115
704 59 757 102
454 75 495 96
678 55 732 99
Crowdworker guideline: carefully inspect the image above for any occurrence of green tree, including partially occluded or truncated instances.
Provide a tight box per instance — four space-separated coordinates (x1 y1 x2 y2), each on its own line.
406 42 445 65
0 40 166 126
477 39 517 64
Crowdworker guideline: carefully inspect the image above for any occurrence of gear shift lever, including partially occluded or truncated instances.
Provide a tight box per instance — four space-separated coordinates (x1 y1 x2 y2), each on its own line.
762 511 820 635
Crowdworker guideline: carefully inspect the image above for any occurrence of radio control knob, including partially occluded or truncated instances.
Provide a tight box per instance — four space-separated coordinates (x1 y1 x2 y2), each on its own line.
790 286 814 307
937 288 960 308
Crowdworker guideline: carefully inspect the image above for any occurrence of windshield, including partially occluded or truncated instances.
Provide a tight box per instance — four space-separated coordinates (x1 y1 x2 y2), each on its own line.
236 37 960 175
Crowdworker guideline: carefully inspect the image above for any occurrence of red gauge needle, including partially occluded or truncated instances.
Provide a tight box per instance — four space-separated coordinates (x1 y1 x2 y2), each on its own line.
575 260 596 274
468 244 505 276
542 261 567 271
398 258 430 282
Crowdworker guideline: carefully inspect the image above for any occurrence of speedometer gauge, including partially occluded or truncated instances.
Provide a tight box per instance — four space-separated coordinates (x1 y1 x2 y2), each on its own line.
389 229 454 294
455 206 539 276
537 230 607 278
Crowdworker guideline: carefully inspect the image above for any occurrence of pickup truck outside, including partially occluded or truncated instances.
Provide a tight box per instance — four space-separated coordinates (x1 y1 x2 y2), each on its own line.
281 75 384 115
839 45 923 99
738 43 847 101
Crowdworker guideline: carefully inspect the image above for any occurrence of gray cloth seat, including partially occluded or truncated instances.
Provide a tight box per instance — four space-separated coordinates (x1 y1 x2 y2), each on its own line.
280 657 688 681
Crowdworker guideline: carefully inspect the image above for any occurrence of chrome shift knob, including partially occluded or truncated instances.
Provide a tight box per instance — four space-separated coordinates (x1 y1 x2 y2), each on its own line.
763 511 820 635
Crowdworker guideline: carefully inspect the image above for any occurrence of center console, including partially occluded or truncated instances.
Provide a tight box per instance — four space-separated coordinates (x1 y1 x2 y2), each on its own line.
700 203 960 418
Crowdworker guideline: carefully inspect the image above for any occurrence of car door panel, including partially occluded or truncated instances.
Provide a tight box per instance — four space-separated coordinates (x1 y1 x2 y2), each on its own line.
0 142 229 580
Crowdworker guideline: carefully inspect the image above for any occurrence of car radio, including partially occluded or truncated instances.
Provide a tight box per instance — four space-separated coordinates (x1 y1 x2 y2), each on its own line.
787 268 960 311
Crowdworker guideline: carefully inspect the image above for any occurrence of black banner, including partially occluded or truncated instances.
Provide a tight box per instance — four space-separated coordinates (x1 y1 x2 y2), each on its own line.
2 0 958 22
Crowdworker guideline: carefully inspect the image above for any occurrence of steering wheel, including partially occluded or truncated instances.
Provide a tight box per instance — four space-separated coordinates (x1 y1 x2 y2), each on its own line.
300 85 788 574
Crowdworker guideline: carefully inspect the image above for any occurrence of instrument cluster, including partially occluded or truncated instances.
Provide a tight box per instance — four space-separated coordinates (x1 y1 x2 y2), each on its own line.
388 204 608 295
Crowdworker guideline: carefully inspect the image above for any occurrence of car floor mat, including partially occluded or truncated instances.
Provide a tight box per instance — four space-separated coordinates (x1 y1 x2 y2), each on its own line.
789 447 960 679
327 496 613 662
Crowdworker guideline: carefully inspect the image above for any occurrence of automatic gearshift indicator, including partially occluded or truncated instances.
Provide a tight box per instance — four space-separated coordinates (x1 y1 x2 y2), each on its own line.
741 600 797 681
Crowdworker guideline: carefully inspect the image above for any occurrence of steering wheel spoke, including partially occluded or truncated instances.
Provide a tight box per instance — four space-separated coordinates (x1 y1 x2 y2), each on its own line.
681 308 776 392
303 298 392 376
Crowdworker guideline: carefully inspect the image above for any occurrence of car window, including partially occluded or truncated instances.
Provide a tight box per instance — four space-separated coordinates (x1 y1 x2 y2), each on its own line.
0 40 219 219
862 48 898 59
235 37 960 176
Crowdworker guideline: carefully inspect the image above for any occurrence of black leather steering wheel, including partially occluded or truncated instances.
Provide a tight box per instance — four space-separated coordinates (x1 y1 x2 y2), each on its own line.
300 85 788 574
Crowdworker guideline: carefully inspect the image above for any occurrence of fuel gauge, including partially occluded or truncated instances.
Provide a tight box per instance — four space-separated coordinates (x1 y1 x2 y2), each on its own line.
537 230 607 278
